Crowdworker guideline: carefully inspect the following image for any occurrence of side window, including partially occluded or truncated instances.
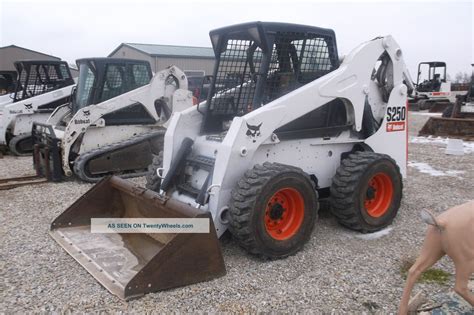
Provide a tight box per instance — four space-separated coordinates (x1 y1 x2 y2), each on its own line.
59 64 71 79
37 65 47 83
263 34 336 104
45 65 59 81
299 38 332 72
131 64 150 88
100 65 125 102
75 66 95 109
209 40 264 117
264 36 301 103
32 65 49 95
15 68 30 101
105 65 123 88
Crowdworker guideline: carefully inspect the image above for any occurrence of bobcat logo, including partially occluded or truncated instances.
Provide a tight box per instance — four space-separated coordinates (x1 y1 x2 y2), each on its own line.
246 122 262 143
83 109 90 116
24 103 33 110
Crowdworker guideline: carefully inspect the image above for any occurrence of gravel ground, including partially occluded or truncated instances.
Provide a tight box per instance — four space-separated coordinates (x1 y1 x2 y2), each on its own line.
0 113 473 313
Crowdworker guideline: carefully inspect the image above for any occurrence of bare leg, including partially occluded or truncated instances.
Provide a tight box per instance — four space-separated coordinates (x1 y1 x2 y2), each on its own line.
453 262 474 306
398 227 444 315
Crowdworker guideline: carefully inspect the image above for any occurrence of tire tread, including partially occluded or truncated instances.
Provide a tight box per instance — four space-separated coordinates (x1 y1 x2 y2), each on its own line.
330 151 402 233
229 162 318 259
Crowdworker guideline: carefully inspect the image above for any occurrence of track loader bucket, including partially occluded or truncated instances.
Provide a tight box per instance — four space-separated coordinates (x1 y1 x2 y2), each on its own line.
50 176 226 300
419 117 474 141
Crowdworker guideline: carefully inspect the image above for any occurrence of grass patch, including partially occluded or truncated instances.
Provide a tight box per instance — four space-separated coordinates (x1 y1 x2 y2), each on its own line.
400 258 451 285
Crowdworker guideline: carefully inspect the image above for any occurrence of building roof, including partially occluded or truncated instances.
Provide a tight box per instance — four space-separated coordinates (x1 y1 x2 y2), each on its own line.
0 45 61 60
109 43 215 59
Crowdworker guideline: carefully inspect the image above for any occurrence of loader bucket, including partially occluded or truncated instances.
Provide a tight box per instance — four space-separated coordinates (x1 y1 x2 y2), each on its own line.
50 176 226 300
418 117 474 141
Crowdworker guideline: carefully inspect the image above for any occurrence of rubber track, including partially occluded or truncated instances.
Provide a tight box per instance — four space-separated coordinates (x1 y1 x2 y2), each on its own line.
145 151 163 192
228 162 317 258
9 133 32 156
329 151 402 232
73 130 165 183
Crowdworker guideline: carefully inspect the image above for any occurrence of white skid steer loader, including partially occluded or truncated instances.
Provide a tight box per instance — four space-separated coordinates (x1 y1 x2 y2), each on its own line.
419 63 474 140
32 58 193 182
49 22 413 300
408 61 465 112
0 60 75 155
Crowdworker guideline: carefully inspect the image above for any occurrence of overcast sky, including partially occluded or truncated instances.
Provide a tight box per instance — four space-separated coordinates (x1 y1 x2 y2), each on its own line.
1 0 472 78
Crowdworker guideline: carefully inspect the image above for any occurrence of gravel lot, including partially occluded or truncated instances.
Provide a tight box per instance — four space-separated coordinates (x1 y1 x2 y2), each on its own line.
0 113 473 313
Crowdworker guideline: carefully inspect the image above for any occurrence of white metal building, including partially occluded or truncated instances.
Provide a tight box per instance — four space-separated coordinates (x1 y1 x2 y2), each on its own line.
108 43 215 75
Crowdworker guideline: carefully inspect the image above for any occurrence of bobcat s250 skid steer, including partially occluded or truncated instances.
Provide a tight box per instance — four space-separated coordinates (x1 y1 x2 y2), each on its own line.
50 22 413 300
0 60 75 155
33 58 193 182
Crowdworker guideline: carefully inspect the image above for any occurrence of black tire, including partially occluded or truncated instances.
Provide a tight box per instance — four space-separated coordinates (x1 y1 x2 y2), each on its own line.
8 134 33 156
441 104 454 118
145 151 163 192
228 162 319 259
330 151 402 233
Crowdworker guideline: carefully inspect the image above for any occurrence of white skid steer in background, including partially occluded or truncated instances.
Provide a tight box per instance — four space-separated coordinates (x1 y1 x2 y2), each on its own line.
33 58 193 182
49 22 413 300
408 61 467 112
419 63 474 140
0 60 75 155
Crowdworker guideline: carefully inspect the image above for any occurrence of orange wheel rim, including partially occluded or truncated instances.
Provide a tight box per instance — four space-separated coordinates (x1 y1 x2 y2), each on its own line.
264 187 304 240
364 172 393 218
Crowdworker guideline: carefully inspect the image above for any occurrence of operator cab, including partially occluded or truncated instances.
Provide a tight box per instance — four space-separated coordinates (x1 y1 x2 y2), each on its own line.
416 61 447 92
72 58 152 114
12 60 74 102
202 22 339 133
70 58 156 126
